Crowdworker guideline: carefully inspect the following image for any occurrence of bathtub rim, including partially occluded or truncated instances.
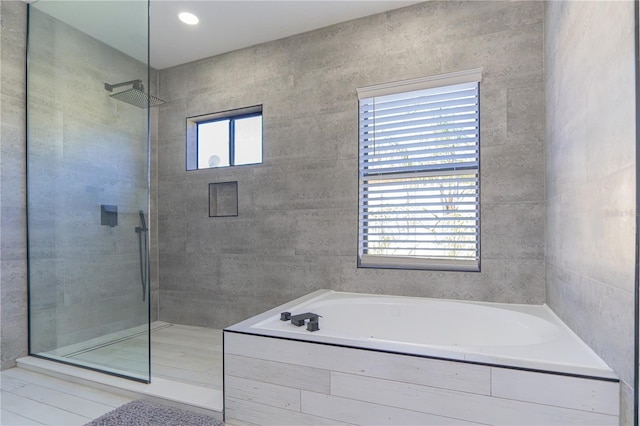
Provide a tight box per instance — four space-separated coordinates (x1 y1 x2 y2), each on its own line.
225 289 619 382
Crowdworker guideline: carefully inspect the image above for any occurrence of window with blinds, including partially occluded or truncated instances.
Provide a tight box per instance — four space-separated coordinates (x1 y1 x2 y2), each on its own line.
357 69 481 271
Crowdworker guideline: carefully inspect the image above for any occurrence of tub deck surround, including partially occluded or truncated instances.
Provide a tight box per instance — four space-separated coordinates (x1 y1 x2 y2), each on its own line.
223 290 619 425
226 290 616 379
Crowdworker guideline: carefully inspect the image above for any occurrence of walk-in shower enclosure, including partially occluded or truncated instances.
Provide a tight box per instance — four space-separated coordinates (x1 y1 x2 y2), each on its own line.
26 1 151 382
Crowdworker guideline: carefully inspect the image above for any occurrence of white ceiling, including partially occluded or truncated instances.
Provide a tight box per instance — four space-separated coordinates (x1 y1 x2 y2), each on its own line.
32 1 421 70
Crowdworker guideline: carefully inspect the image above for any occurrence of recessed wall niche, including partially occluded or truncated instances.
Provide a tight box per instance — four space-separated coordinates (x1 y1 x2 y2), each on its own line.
209 181 238 217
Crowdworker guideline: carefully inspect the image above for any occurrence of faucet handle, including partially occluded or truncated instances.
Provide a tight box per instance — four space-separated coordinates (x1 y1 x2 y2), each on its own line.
280 312 291 321
307 317 320 332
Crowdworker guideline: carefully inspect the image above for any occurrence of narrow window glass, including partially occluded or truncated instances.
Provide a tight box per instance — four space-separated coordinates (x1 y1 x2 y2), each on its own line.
234 115 262 166
198 119 230 168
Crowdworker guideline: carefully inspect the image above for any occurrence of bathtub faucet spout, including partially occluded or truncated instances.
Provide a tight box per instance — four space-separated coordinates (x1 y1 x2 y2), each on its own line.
283 312 322 331
290 312 320 326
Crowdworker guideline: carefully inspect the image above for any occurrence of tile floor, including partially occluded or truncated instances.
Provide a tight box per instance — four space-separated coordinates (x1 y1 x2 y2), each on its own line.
0 322 223 425
0 368 135 425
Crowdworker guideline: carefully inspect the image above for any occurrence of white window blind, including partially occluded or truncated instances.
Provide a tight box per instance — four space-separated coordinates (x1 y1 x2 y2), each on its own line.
357 70 481 271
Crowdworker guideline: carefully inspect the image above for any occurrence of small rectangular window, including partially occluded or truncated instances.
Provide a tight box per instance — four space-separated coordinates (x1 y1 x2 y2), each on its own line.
187 105 262 170
357 69 481 271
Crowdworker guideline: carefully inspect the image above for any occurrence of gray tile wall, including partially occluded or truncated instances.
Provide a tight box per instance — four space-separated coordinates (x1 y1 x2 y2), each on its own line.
545 1 635 423
156 1 546 328
0 0 28 370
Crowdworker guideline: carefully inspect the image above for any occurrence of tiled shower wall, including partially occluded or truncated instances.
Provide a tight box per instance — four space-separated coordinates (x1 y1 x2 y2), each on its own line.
544 1 636 423
0 0 28 370
156 1 546 327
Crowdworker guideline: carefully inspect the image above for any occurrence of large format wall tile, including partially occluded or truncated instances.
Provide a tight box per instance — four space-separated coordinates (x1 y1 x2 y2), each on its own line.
544 1 635 420
546 264 634 387
385 1 543 53
0 0 28 370
482 202 544 260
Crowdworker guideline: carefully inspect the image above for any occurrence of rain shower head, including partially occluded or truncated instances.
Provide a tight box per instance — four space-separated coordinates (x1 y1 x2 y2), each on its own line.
104 79 166 108
110 88 166 108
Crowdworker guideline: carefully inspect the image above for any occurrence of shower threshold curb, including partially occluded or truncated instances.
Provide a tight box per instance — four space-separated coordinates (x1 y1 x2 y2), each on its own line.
16 356 223 419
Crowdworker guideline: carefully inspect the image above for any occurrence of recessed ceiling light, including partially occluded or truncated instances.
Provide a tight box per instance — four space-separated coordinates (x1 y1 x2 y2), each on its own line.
178 12 199 25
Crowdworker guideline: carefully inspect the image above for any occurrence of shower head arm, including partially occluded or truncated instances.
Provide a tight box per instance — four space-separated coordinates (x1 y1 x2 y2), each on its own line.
104 80 144 92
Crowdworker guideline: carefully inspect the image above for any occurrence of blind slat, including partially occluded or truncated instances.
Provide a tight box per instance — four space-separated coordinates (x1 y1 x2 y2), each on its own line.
362 174 478 187
359 246 479 253
360 120 478 141
360 134 478 153
365 213 477 219
362 198 478 205
362 163 478 177
362 143 478 160
360 232 476 239
360 99 478 127
362 217 477 224
362 224 478 230
361 152 478 169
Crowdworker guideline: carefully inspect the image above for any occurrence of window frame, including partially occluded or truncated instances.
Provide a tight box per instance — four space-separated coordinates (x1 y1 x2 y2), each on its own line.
356 69 482 272
186 105 263 171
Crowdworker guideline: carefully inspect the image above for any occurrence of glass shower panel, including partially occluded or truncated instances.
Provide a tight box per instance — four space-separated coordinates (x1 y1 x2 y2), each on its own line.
27 1 151 382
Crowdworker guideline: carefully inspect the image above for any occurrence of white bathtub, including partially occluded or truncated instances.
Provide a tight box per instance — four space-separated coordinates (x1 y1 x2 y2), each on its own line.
227 289 616 379
224 290 619 425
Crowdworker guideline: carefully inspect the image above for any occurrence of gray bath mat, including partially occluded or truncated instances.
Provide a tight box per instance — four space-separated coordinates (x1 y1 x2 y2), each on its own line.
84 399 223 426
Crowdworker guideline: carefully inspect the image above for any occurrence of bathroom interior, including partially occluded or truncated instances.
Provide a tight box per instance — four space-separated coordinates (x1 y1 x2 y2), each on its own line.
0 0 637 424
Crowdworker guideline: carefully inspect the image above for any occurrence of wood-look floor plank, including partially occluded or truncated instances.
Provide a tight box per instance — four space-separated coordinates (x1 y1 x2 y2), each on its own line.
153 364 223 388
1 376 117 419
151 336 220 352
2 369 133 408
0 409 44 425
153 356 215 373
153 341 222 357
161 324 222 336
1 392 90 426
